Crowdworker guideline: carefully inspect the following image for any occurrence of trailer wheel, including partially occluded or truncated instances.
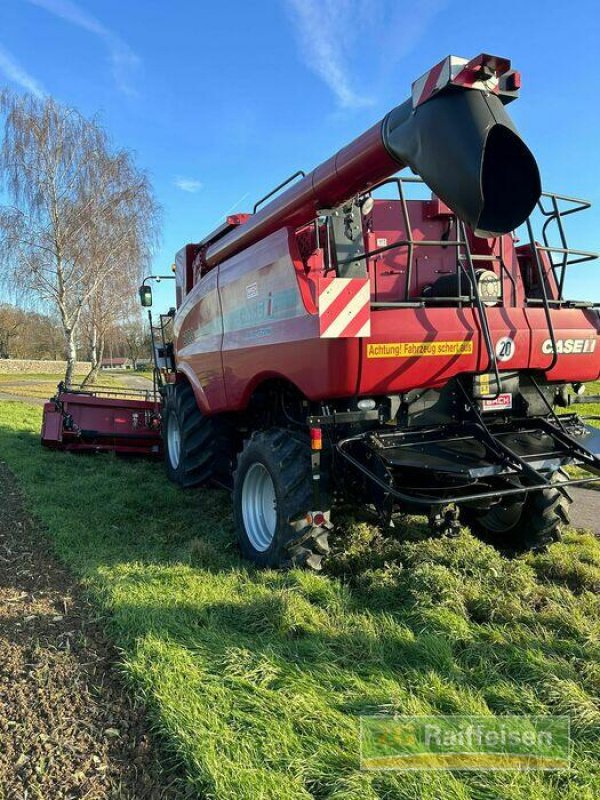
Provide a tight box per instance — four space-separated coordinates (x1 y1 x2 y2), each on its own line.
162 383 233 488
462 468 572 551
233 429 331 570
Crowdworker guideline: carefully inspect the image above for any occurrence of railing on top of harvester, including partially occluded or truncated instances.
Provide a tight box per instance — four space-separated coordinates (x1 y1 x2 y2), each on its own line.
314 175 599 393
56 380 159 403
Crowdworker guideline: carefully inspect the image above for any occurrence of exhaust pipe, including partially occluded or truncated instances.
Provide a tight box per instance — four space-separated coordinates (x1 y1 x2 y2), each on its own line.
205 54 541 267
382 89 540 237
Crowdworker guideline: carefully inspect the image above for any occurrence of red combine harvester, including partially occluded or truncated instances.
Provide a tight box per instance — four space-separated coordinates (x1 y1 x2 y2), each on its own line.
43 54 600 569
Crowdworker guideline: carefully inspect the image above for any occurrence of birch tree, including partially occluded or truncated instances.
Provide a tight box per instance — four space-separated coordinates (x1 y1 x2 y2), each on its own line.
0 92 159 384
81 268 138 384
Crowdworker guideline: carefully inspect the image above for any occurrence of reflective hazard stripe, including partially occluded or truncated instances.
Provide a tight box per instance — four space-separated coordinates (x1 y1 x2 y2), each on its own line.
319 278 371 338
412 54 509 108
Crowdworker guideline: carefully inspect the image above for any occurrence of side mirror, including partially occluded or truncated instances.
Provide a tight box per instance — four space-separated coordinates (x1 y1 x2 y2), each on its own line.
139 285 153 307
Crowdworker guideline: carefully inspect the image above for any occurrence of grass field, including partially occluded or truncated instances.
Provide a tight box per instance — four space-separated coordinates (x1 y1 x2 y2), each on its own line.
558 382 600 485
0 371 152 400
0 399 599 799
566 380 600 418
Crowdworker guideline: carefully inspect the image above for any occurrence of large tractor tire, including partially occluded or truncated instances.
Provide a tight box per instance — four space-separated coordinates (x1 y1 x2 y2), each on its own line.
233 429 331 570
162 382 233 488
461 467 572 551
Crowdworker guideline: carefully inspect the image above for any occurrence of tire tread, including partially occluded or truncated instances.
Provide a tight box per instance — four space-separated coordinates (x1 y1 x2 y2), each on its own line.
233 429 330 570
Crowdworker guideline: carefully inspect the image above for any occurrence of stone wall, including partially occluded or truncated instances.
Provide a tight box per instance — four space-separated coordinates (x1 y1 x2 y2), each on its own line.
0 359 91 374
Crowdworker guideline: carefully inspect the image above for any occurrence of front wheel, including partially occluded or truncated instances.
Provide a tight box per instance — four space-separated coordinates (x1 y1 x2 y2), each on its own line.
233 429 331 569
162 383 234 488
461 468 572 551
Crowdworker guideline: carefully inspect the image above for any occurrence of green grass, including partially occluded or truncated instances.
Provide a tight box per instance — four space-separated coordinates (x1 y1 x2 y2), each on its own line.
0 371 149 399
0 370 89 385
0 372 77 398
566 380 600 419
1 399 600 799
558 382 600 486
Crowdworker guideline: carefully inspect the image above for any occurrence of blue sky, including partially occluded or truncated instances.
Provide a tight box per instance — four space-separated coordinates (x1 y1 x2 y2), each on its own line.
0 0 599 307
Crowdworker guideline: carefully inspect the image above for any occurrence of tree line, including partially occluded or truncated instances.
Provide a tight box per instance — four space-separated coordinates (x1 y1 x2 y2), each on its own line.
0 90 160 384
0 303 151 367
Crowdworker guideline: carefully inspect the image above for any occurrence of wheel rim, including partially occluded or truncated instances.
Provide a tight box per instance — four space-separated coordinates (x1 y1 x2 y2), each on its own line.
476 500 523 533
167 414 181 469
241 463 277 552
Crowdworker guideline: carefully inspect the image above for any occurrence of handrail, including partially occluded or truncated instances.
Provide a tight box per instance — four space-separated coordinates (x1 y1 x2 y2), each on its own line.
61 383 158 401
253 171 306 214
528 192 598 304
301 176 597 339
458 221 502 398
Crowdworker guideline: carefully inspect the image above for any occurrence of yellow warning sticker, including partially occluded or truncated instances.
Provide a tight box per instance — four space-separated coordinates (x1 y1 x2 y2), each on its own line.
366 341 474 359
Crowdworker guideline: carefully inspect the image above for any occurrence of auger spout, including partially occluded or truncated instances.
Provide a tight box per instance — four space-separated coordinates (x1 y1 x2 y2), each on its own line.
205 53 540 267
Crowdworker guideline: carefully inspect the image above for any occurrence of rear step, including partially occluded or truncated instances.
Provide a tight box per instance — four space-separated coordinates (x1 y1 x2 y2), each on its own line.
336 414 600 508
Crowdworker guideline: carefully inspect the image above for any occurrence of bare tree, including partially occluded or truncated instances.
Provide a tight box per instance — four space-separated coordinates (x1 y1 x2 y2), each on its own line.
0 304 21 358
122 316 151 370
0 303 64 359
0 92 159 384
81 268 138 384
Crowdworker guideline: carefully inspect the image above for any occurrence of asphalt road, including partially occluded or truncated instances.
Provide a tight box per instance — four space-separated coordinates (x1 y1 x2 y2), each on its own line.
0 391 45 406
111 372 154 390
570 487 600 533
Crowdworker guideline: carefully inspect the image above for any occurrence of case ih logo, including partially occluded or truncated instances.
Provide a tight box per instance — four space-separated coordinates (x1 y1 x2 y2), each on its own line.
542 338 597 355
319 277 371 338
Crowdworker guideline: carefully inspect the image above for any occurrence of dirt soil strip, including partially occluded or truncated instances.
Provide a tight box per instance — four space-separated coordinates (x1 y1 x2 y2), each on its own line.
0 392 46 406
0 462 182 799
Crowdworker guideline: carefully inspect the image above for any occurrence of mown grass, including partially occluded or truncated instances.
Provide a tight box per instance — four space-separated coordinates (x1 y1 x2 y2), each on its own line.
565 380 600 419
0 399 599 799
559 381 600 486
0 372 77 399
0 371 150 399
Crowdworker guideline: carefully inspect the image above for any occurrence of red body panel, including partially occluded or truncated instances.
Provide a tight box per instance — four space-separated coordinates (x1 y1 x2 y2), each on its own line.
41 394 162 455
173 197 600 414
174 267 227 410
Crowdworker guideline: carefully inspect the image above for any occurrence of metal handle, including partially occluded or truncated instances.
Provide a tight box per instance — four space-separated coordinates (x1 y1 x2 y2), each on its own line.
252 171 306 214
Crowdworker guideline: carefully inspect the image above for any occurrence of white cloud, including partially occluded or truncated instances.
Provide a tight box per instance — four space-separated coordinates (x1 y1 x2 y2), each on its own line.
285 0 447 110
376 0 448 68
174 177 203 194
24 0 140 94
0 45 46 97
286 0 372 109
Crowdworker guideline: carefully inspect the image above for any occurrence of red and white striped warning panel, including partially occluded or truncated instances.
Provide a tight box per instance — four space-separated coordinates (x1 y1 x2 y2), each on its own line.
318 277 371 338
412 53 513 108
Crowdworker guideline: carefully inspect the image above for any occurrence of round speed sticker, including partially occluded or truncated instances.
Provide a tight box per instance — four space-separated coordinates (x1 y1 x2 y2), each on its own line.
495 336 515 362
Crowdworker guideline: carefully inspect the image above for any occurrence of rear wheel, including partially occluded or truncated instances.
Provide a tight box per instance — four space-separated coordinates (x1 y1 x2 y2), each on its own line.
233 429 331 569
162 382 234 488
461 467 572 551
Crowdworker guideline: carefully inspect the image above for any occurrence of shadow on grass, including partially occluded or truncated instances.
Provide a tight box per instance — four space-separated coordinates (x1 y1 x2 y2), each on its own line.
1 404 600 799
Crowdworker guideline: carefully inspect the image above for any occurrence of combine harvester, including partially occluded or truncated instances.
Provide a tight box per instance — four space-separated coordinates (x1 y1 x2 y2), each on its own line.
43 53 600 569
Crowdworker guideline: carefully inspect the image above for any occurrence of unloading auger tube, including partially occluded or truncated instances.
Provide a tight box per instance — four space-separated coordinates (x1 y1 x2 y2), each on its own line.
205 53 541 267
